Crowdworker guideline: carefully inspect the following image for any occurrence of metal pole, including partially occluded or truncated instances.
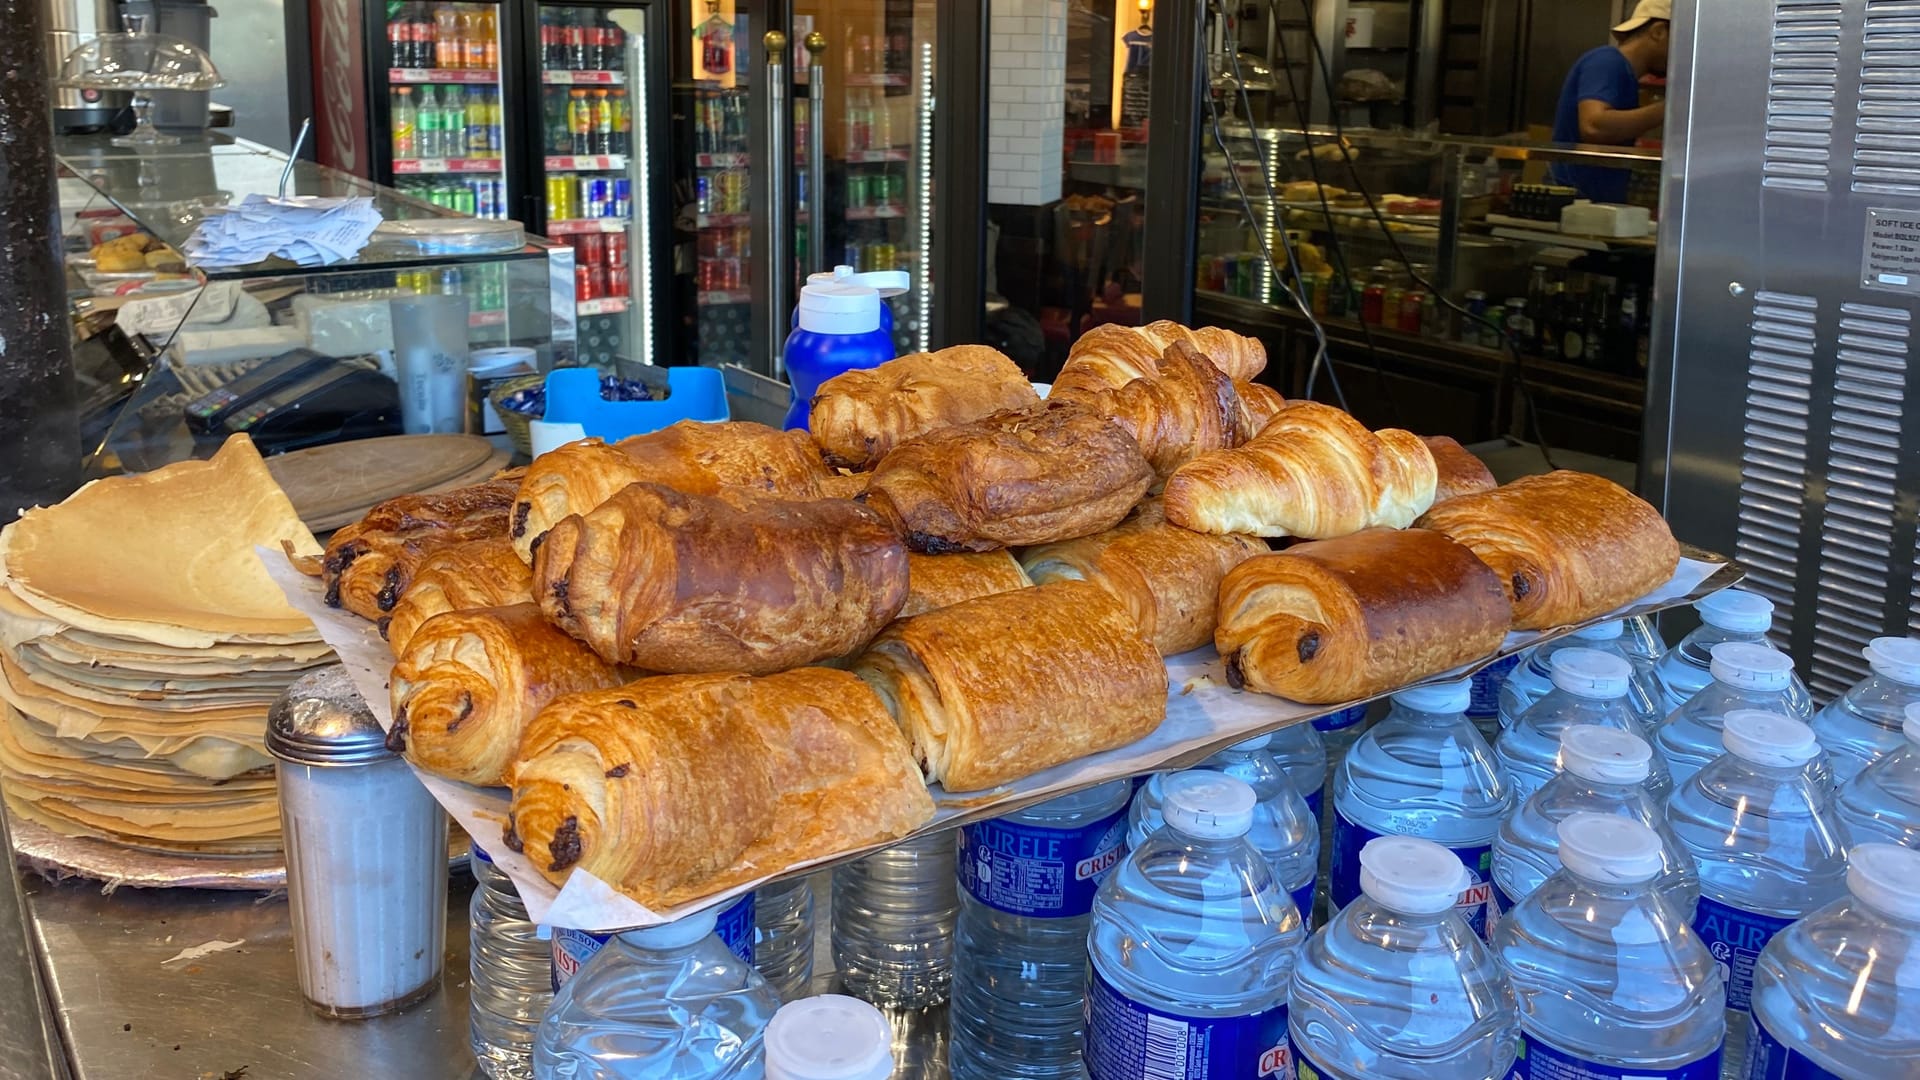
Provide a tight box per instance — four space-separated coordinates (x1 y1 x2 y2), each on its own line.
765 31 790 378
0 0 80 517
805 31 827 275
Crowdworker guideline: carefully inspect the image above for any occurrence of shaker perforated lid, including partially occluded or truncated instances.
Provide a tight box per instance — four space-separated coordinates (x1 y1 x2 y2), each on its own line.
1709 641 1795 692
1556 812 1664 884
1570 620 1625 641
1162 772 1257 840
1549 648 1633 699
1721 710 1821 768
766 995 895 1080
1391 678 1472 715
1866 637 1920 686
1847 843 1920 922
1358 835 1470 915
1695 588 1774 633
1560 724 1653 784
265 666 394 767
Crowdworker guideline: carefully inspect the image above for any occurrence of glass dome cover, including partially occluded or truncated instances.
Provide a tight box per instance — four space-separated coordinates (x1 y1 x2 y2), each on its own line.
59 15 224 147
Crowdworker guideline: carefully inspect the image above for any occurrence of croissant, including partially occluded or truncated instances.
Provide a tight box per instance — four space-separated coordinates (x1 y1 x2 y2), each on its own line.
510 421 832 561
1422 435 1499 504
1053 321 1268 397
901 551 1032 618
534 482 909 673
389 603 635 786
1162 400 1437 538
863 402 1154 553
1414 470 1680 630
1215 528 1511 703
818 471 871 501
504 669 933 907
383 538 533 653
1054 340 1247 482
809 345 1039 470
1020 499 1266 655
850 579 1166 791
322 477 520 621
1237 380 1287 434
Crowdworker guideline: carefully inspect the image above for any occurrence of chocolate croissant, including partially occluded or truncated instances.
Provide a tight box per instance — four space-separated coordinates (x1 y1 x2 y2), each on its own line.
321 477 520 621
389 603 635 786
1052 321 1268 397
1214 528 1511 704
809 345 1039 470
1414 470 1680 630
534 482 909 673
384 538 533 654
505 668 933 907
1422 435 1498 504
1054 340 1248 482
901 551 1033 618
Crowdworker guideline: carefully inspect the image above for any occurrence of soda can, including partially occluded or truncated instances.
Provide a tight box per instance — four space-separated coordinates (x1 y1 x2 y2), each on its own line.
612 178 632 218
438 266 464 295
547 176 573 221
580 232 607 268
847 173 869 209
575 262 597 301
607 264 629 298
588 264 608 299
453 184 477 217
695 175 712 214
578 176 595 218
699 259 719 291
490 179 506 220
844 241 863 268
870 242 895 270
605 231 628 269
475 179 495 220
796 169 808 207
587 178 611 217
884 173 905 205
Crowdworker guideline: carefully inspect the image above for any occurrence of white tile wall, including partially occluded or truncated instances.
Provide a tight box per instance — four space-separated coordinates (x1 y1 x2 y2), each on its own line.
987 0 1065 205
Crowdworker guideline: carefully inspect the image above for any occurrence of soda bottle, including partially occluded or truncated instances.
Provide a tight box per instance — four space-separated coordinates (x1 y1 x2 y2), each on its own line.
1654 589 1813 715
388 13 411 68
1655 642 1814 792
1128 736 1321 928
568 89 591 156
391 86 417 159
539 9 560 69
1289 836 1520 1079
434 3 461 68
1810 636 1920 787
488 88 503 153
950 779 1130 1080
609 89 630 156
872 91 892 152
468 847 552 1080
1494 814 1727 1078
751 878 815 1003
466 86 490 157
567 9 589 70
479 6 498 69
1745 844 1920 1078
416 85 442 159
764 995 894 1080
1498 620 1663 735
590 89 613 156
1667 713 1849 1077
1491 725 1698 928
831 832 958 1008
1497 647 1671 803
604 20 626 70
584 14 606 70
442 86 467 161
462 6 486 69
1836 703 1920 849
1331 678 1511 938
1084 772 1304 1080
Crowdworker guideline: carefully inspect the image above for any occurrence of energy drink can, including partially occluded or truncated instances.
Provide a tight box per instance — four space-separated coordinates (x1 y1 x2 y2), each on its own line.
695 174 713 214
586 178 611 217
611 178 632 218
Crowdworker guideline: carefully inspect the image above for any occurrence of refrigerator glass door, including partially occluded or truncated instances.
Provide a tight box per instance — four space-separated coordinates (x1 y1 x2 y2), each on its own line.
683 0 753 368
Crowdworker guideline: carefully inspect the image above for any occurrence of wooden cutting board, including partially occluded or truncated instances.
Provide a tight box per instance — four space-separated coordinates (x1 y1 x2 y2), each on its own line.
265 435 510 533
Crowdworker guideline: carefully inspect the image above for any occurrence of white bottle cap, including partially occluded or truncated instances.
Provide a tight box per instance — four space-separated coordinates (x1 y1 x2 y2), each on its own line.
1560 724 1653 785
796 280 884 335
1549 648 1633 700
1905 702 1920 745
1708 641 1795 692
1162 771 1257 840
624 905 720 949
1695 589 1774 633
1230 732 1274 752
1721 710 1821 768
1391 678 1472 715
1556 812 1664 885
1866 637 1920 687
805 264 911 296
766 995 895 1080
1570 620 1624 642
1846 843 1920 923
1358 835 1470 916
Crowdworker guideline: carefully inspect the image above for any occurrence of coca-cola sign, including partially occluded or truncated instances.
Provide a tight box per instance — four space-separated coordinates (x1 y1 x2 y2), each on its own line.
310 0 370 176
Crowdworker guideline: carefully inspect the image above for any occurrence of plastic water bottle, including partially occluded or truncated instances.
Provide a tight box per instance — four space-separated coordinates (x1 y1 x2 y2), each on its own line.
1084 772 1305 1080
549 892 759 991
1621 613 1668 667
752 878 815 1002
1835 703 1920 850
1497 648 1671 804
1498 621 1663 733
1289 836 1519 1078
765 994 895 1080
1128 737 1321 925
1267 723 1329 823
1468 654 1523 744
1745 843 1920 1078
1493 813 1728 1078
470 847 553 1080
782 266 909 429
832 831 957 1008
1491 725 1698 929
1667 713 1849 1079
951 779 1130 1080
1655 642 1813 793
1809 636 1920 788
1654 589 1812 715
533 905 781 1079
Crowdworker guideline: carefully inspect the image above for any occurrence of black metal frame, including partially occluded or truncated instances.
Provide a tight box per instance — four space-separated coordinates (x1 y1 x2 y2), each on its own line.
1141 0 1207 324
748 0 792 376
932 0 989 348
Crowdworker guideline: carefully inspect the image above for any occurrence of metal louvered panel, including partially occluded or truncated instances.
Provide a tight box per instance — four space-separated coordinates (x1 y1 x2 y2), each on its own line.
1769 2 1844 191
1736 292 1820 645
1855 1 1920 194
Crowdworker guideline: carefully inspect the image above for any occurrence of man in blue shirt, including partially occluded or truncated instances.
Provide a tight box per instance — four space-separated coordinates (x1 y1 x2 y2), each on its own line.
1549 0 1671 203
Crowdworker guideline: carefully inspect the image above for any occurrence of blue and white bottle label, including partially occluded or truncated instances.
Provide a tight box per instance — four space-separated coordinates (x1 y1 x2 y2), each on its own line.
550 927 611 991
958 807 1128 918
1312 705 1369 734
1330 811 1494 937
1511 1034 1722 1080
1289 880 1318 933
1745 1016 1844 1080
716 892 756 966
1692 896 1794 1011
1301 785 1324 827
1085 965 1293 1079
1470 655 1522 719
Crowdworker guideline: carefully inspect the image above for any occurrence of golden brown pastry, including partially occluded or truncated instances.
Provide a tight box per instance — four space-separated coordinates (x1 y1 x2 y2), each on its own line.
1414 470 1680 630
809 345 1040 470
1162 400 1437 539
510 421 832 561
863 402 1154 553
1055 341 1247 482
900 551 1032 618
383 538 533 653
504 668 933 907
1053 321 1268 397
1214 528 1510 704
322 477 520 622
1236 380 1287 434
849 579 1166 791
1019 499 1266 655
1422 435 1498 504
818 472 871 501
534 482 909 673
388 603 634 787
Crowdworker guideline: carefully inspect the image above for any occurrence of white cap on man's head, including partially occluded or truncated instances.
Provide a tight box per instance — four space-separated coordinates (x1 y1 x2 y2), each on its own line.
1614 0 1673 35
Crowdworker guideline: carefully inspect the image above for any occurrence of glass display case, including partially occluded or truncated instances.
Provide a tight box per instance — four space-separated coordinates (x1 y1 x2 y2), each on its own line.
55 133 574 479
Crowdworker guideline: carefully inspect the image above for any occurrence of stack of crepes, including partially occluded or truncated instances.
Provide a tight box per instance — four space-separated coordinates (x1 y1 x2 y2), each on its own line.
0 436 332 856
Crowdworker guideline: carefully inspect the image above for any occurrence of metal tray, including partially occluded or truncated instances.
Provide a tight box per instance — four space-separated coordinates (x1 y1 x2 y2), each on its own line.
11 820 471 892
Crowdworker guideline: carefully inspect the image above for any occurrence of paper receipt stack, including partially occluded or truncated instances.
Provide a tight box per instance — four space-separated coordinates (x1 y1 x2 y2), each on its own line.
0 437 333 855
